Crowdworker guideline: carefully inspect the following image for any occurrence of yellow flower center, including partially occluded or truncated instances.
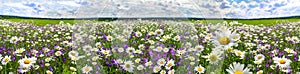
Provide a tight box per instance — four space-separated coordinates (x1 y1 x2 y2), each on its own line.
47 71 52 74
227 48 232 52
197 48 202 51
237 52 242 56
157 31 161 34
71 52 76 56
197 67 203 72
22 67 27 70
12 39 16 42
167 63 173 67
218 37 230 45
107 37 112 41
129 50 133 53
233 36 238 40
24 59 31 64
234 70 243 74
257 56 262 60
84 67 90 72
209 54 218 61
175 37 179 40
125 64 131 68
279 59 286 64
4 58 9 62
155 67 161 71
160 61 164 65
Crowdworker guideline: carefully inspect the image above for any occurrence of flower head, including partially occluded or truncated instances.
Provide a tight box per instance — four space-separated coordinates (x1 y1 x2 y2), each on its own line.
194 65 205 73
226 62 252 74
81 64 93 74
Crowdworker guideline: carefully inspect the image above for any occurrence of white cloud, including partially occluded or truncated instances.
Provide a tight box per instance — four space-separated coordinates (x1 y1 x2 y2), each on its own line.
0 0 299 18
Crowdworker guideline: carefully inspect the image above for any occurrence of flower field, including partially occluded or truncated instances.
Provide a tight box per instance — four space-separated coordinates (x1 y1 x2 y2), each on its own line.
0 20 300 74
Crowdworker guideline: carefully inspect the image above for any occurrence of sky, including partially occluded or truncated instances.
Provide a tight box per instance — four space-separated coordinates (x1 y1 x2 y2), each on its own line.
0 0 300 19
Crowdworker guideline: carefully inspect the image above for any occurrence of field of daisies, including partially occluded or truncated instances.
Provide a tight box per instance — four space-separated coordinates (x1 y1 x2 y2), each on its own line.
0 19 299 74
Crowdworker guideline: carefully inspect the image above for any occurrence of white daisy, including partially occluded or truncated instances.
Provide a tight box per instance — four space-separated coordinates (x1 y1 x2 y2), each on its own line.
226 62 252 74
138 44 145 49
70 67 77 71
226 46 234 53
95 42 102 48
165 59 175 70
256 70 263 74
54 46 62 50
153 65 161 73
280 66 291 73
62 41 69 46
82 45 93 52
68 50 79 58
135 31 142 37
137 65 144 70
291 36 299 43
194 65 205 74
118 48 124 52
163 48 169 53
176 49 186 56
18 37 24 41
263 44 270 50
173 35 180 41
285 37 291 41
254 54 265 62
234 50 245 59
81 64 93 74
46 70 53 74
121 61 135 72
212 27 237 48
160 70 166 74
92 48 99 52
135 58 141 63
15 48 26 54
157 58 166 66
123 30 131 36
18 57 37 68
2 56 11 65
147 40 155 45
273 57 291 67
126 47 135 54
100 50 110 55
203 52 221 65
10 36 19 44
18 66 29 73
155 29 164 36
145 61 153 66
284 48 295 54
106 35 114 41
195 45 204 53
168 69 175 74
55 51 63 56
149 31 155 35
45 57 52 62
154 46 163 52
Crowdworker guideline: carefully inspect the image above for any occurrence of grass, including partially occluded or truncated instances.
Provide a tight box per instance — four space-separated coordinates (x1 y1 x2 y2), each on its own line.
1 18 76 26
190 18 300 26
0 17 115 26
1 16 300 26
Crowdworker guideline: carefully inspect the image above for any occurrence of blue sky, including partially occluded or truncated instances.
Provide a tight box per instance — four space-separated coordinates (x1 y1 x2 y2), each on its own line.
0 0 300 19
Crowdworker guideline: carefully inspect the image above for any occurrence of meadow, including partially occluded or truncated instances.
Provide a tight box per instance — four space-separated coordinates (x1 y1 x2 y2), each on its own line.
0 18 299 74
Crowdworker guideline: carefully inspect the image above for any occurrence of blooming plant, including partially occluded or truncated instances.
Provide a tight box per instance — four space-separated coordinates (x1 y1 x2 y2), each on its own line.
0 20 299 74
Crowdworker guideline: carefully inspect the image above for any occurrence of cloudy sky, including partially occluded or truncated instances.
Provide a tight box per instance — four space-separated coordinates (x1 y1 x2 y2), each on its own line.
0 0 300 19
